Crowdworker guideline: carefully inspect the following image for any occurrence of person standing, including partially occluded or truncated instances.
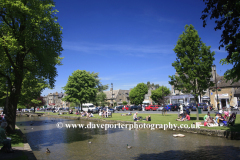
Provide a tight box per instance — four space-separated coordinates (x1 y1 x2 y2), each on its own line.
179 104 183 118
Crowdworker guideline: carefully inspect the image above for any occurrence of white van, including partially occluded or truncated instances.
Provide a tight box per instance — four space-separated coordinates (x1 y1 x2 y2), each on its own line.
82 103 98 113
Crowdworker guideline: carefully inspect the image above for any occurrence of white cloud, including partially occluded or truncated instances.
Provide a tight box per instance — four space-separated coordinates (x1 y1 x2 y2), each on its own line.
63 41 174 56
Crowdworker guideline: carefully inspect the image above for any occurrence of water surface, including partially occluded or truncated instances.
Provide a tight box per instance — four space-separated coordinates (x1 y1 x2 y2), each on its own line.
16 116 240 160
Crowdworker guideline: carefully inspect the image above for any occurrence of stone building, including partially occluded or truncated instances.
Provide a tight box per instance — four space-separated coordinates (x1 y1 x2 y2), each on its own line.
103 89 130 106
209 76 240 109
43 92 70 108
169 68 240 108
142 87 156 105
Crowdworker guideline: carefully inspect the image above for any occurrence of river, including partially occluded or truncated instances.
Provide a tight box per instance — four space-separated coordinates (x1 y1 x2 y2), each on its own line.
16 116 240 160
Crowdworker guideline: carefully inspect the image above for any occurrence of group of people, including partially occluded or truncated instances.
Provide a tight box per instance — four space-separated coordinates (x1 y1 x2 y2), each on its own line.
99 110 111 118
0 113 14 153
132 112 151 121
75 111 93 118
176 104 191 121
203 111 229 127
176 113 190 121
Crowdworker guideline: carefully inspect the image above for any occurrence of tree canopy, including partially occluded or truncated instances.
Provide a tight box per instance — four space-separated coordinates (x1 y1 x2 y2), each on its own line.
93 92 107 107
169 24 215 120
62 70 98 110
201 0 240 82
129 83 148 105
151 86 170 105
0 0 63 133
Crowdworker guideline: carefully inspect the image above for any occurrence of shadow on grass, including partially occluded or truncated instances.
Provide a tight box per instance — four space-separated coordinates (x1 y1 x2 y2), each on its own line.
190 117 204 120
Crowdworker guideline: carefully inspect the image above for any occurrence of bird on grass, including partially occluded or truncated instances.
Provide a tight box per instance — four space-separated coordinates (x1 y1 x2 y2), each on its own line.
88 141 92 144
46 148 51 153
127 144 132 149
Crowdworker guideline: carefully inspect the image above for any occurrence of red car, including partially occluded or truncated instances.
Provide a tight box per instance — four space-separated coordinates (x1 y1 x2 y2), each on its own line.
145 105 160 111
122 105 130 111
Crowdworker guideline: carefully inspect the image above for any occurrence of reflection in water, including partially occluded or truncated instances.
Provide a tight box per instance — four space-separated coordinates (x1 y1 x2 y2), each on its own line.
16 116 240 160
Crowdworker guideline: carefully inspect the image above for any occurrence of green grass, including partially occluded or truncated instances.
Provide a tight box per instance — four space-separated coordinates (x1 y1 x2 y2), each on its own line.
38 111 240 132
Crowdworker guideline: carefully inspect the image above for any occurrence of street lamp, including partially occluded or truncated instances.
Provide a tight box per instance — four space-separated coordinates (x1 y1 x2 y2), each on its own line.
111 83 113 107
212 64 219 111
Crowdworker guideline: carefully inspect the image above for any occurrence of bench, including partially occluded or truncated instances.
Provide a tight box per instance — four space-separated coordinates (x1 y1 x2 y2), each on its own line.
106 111 112 118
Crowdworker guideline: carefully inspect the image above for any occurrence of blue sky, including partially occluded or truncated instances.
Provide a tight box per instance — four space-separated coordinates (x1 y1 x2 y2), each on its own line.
41 0 232 96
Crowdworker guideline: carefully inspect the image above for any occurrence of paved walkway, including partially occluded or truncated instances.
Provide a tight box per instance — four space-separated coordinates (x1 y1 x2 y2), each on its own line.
0 144 36 160
0 126 37 160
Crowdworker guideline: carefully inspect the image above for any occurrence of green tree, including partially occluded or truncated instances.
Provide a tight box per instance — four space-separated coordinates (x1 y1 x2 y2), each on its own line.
129 83 148 105
146 81 151 89
169 24 215 120
122 101 128 105
70 102 77 108
151 86 170 105
62 70 98 111
94 92 107 107
201 0 240 82
26 96 45 112
90 72 108 92
0 0 63 133
154 84 160 89
19 72 48 111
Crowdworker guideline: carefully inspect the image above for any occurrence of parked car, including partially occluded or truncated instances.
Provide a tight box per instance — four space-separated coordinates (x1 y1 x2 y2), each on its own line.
116 105 124 111
122 105 130 111
129 105 142 111
187 103 197 111
22 108 31 112
164 104 172 111
198 103 207 111
145 105 160 111
171 104 180 111
157 106 164 111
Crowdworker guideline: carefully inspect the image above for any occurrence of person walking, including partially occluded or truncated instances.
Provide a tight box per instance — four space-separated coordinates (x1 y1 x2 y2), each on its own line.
179 104 183 118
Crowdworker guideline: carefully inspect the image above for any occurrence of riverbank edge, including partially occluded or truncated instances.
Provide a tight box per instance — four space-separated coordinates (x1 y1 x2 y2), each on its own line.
43 114 240 140
15 125 37 160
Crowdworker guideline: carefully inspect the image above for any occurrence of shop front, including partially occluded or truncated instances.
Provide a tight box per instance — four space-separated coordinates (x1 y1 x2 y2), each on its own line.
166 94 195 105
215 94 230 109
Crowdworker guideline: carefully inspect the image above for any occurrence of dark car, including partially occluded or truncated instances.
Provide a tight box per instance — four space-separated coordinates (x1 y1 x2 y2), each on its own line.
129 105 142 111
116 105 124 111
171 104 180 111
198 103 208 111
187 103 197 111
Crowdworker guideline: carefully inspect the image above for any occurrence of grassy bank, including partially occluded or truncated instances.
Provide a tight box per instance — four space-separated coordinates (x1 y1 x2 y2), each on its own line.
0 129 24 148
39 111 240 132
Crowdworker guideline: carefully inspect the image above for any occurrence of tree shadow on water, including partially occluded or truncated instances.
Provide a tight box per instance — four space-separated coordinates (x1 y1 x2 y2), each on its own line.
16 117 124 151
133 146 240 160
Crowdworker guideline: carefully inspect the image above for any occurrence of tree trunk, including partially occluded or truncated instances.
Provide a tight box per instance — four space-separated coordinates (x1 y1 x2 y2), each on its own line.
195 96 199 121
6 92 17 134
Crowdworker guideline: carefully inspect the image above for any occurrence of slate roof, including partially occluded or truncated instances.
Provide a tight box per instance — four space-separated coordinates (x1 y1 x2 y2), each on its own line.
58 92 64 98
211 76 240 88
103 90 120 99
